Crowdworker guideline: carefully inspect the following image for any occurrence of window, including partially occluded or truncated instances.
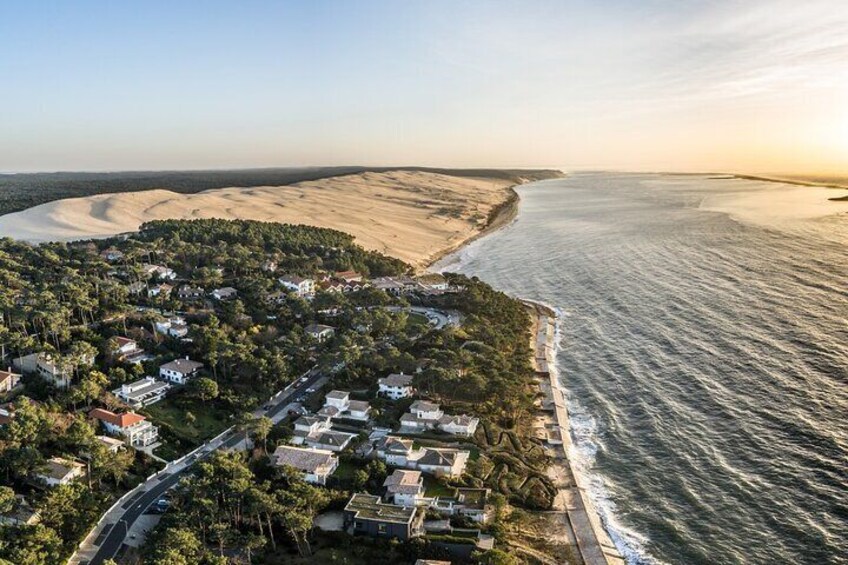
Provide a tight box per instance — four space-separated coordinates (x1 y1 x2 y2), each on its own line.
378 523 387 534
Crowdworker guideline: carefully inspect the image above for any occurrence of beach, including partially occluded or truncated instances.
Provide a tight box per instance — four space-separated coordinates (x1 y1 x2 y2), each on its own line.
0 170 519 270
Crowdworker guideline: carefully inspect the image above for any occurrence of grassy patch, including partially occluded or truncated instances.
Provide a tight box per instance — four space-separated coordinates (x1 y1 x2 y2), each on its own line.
143 394 231 445
423 475 456 497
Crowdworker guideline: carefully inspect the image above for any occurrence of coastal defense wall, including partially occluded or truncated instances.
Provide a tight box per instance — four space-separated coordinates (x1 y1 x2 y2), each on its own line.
530 304 625 565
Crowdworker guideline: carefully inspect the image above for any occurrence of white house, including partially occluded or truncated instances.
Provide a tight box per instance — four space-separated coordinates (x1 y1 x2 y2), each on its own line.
155 317 189 338
113 337 147 363
148 283 173 298
142 264 177 280
112 376 170 408
378 373 414 400
279 275 315 298
383 470 427 507
272 445 338 485
96 435 126 453
14 352 95 389
0 495 40 526
376 436 415 467
177 285 205 300
438 414 480 437
305 430 356 452
159 358 204 384
36 458 85 487
304 324 335 343
0 370 21 393
431 488 492 523
90 408 159 447
99 248 124 262
211 287 238 300
414 448 469 478
400 400 444 432
324 390 350 411
347 400 371 421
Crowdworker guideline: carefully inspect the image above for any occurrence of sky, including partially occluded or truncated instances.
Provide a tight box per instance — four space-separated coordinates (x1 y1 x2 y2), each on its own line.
1 0 847 175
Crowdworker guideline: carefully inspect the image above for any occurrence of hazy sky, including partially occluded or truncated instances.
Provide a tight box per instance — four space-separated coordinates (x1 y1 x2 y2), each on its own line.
1 0 847 174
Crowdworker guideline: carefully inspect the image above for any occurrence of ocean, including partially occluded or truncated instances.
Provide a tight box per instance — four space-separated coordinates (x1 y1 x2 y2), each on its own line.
435 173 848 565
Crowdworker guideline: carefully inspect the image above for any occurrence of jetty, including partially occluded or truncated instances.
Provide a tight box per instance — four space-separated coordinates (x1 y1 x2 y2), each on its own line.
528 302 625 565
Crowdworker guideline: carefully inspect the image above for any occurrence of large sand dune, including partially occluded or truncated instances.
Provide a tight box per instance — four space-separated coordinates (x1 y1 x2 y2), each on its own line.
0 171 514 268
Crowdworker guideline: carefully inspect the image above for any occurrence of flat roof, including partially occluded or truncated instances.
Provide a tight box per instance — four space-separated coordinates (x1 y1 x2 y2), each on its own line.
345 493 417 524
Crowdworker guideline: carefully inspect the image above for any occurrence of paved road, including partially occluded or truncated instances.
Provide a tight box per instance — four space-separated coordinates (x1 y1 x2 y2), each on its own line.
81 369 325 565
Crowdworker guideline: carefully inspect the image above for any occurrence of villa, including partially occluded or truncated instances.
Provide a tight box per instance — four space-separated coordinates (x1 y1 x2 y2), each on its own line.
211 287 238 300
36 457 85 488
272 445 338 485
279 275 315 298
378 372 414 400
89 408 159 447
159 358 203 384
399 400 444 432
305 323 335 343
437 414 480 437
0 369 21 393
383 470 427 507
112 376 170 408
344 493 424 541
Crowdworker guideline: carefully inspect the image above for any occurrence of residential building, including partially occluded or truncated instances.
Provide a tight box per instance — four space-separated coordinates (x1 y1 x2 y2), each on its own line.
383 470 426 507
0 495 40 526
378 372 414 400
438 414 480 437
14 352 94 389
290 415 330 445
304 323 335 342
211 287 238 300
279 275 315 298
335 270 363 283
177 285 205 300
431 488 492 523
112 376 170 408
155 316 189 338
142 264 176 280
347 400 371 421
99 248 124 262
0 404 13 426
0 369 21 393
271 445 338 485
415 448 469 478
89 408 159 447
304 430 356 452
159 358 203 384
113 336 147 363
36 457 85 487
261 260 278 272
375 436 415 467
127 281 146 295
96 435 126 453
401 400 444 432
148 283 173 298
324 390 350 411
344 493 424 541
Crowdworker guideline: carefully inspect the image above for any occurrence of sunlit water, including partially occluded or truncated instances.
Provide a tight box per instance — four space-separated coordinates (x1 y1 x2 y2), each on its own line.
436 173 848 565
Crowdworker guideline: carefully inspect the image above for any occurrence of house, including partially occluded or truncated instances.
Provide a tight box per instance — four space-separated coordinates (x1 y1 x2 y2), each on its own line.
266 291 288 305
113 337 147 363
383 470 426 507
304 430 356 452
14 352 94 389
159 358 203 384
416 273 449 292
99 248 124 262
324 390 350 411
375 436 415 467
0 404 14 426
347 400 371 421
90 408 159 447
415 448 469 478
438 414 480 437
148 283 173 298
371 277 406 295
290 415 331 445
279 275 315 298
211 287 238 300
344 493 424 541
96 435 126 453
127 281 146 295
154 316 189 338
142 264 176 280
0 369 21 393
378 373 414 400
0 495 40 526
400 400 444 432
261 260 278 272
304 323 335 343
271 445 338 485
177 285 205 300
335 270 363 283
36 457 85 487
431 488 492 523
112 376 170 408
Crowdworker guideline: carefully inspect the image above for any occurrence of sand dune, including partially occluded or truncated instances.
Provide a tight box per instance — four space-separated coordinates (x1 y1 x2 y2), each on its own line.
0 171 514 269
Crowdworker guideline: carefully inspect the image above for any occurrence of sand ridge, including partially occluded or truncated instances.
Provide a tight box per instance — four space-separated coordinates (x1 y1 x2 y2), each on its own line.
0 171 514 269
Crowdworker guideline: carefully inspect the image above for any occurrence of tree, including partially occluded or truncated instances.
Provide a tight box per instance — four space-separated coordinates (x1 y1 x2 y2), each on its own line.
190 377 219 401
149 527 203 565
251 416 273 454
0 485 16 514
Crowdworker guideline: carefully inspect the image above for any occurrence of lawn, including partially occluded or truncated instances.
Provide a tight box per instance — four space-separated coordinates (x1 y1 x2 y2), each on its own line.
143 394 232 445
423 475 456 497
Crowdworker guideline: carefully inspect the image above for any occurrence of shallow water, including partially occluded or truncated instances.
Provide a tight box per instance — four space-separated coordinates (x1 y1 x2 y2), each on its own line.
436 173 848 565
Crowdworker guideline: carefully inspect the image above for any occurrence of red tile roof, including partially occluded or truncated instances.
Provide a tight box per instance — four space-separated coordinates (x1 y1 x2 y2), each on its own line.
89 408 146 428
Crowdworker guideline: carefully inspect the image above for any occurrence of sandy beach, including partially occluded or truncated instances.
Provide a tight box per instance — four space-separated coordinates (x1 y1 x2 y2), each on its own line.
0 171 515 270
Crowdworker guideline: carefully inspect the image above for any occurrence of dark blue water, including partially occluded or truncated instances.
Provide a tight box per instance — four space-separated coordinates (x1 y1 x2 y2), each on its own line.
437 173 848 565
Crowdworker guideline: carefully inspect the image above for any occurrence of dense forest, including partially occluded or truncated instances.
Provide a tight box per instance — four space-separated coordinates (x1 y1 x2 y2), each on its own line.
0 167 564 216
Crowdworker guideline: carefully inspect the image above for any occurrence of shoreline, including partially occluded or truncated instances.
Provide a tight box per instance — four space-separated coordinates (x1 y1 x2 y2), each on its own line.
429 175 624 564
728 174 848 201
526 300 625 565
421 183 522 272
